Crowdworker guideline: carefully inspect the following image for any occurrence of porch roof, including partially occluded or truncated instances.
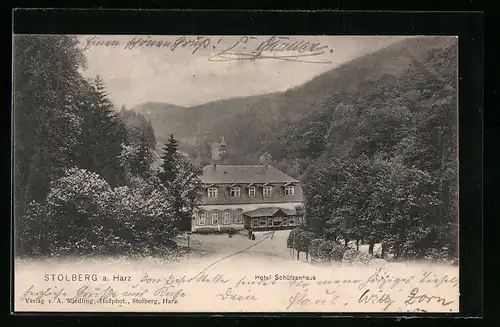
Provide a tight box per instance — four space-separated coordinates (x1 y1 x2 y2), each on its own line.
243 207 293 218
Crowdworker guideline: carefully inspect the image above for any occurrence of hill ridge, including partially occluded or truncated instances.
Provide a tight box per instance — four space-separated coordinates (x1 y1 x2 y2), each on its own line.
130 36 457 162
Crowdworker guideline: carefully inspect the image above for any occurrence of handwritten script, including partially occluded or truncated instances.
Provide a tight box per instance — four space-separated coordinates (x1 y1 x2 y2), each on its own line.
82 35 335 63
15 265 459 312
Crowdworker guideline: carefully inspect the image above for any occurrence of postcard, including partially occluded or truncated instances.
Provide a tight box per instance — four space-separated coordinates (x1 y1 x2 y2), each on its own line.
13 34 459 313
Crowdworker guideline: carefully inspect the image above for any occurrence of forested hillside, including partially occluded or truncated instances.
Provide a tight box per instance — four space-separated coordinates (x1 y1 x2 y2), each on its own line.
118 106 156 149
132 37 457 169
133 36 458 261
14 35 458 262
132 102 187 143
279 37 458 261
14 35 202 258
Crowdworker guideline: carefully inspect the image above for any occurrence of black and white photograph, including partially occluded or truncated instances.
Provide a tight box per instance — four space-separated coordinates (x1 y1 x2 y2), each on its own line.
13 34 459 312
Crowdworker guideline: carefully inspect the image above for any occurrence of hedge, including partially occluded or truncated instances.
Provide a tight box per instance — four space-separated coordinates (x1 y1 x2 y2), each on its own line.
309 238 345 262
193 227 236 235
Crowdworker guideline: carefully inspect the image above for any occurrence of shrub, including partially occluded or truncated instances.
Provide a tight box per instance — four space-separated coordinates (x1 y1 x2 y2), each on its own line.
309 238 345 262
194 227 235 235
329 242 346 262
342 248 372 265
42 168 116 255
16 168 179 257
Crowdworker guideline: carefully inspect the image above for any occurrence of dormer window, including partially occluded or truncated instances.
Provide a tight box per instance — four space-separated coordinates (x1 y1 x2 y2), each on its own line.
230 186 241 197
208 187 218 198
248 186 256 197
285 185 295 196
263 185 273 197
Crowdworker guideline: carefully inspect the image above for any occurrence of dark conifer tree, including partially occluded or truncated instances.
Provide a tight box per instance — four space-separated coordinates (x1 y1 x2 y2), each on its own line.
158 134 203 231
129 127 155 177
75 75 129 186
158 134 179 183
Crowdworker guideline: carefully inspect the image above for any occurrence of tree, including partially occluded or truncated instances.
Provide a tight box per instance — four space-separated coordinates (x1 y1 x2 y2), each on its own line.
374 159 442 259
287 228 315 260
74 76 129 187
119 127 155 178
14 36 181 258
13 35 88 218
158 134 179 183
158 134 203 231
118 107 157 149
168 155 203 231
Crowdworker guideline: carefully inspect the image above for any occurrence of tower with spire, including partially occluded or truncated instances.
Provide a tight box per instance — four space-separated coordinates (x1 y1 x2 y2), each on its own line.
210 135 228 165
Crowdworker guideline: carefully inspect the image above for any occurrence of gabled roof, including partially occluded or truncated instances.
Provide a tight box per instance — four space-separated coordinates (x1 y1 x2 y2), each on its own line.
202 165 299 184
243 207 290 217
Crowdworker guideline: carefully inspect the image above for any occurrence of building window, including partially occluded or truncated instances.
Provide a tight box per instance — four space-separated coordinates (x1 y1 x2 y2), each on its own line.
285 185 295 196
208 187 218 198
259 218 267 227
288 217 296 225
263 186 273 197
248 186 256 197
199 211 206 225
211 211 219 225
230 187 241 197
252 219 258 228
283 217 288 226
236 210 243 224
223 210 231 224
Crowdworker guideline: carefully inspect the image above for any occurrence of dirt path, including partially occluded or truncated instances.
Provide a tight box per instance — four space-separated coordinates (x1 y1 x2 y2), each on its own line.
177 230 297 261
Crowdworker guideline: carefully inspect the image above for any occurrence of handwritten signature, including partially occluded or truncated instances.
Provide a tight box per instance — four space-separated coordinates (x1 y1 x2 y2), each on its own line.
82 35 334 64
215 287 258 301
208 36 333 63
286 288 340 309
404 287 454 306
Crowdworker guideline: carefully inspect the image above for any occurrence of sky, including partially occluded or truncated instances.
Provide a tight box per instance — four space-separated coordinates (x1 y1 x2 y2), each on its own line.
79 35 410 108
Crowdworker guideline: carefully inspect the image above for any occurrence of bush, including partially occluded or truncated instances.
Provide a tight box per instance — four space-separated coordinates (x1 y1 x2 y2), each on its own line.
194 227 235 235
309 238 345 262
16 168 178 257
329 242 346 262
342 248 372 265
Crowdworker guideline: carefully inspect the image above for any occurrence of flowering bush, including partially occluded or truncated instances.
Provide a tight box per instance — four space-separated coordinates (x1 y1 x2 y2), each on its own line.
17 168 178 257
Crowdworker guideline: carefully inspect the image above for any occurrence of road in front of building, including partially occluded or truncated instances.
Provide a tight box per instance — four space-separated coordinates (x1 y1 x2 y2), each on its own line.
177 230 300 262
176 230 377 263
